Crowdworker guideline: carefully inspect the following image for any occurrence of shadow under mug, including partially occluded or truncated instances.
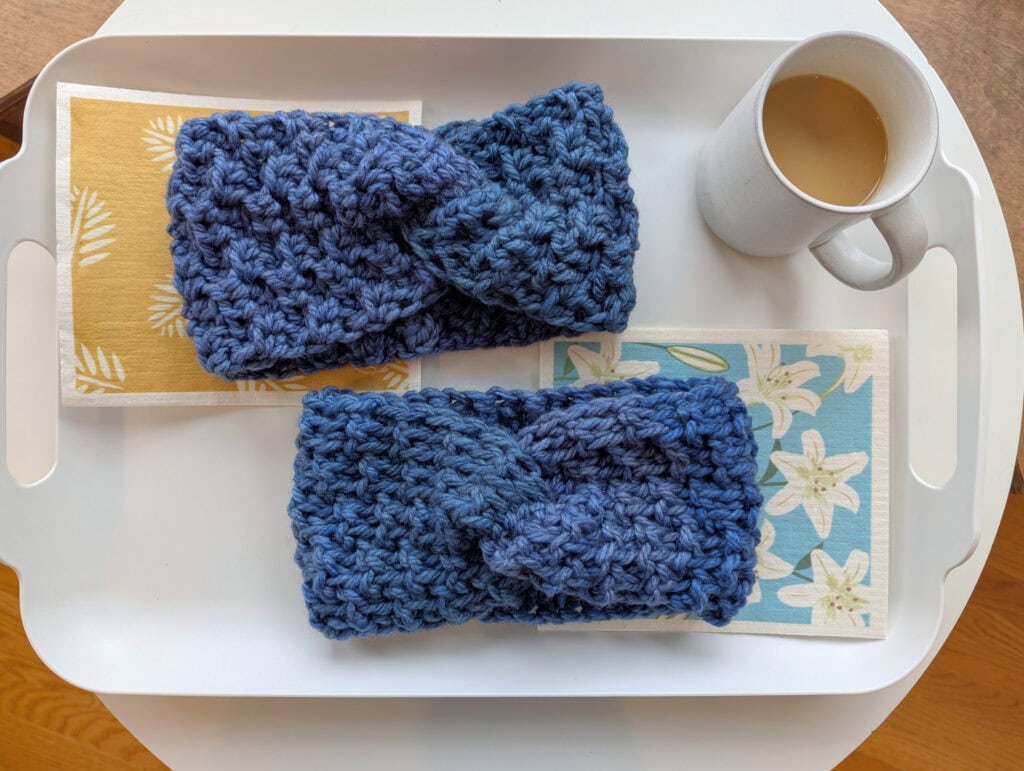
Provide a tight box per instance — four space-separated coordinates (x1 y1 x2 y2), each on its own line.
696 31 939 291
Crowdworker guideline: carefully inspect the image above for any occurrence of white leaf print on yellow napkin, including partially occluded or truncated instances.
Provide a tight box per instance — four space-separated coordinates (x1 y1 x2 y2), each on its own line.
70 186 116 267
75 343 126 394
148 274 186 337
141 115 184 171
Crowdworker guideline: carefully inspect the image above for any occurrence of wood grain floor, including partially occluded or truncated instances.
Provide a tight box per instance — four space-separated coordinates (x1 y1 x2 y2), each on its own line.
0 565 166 770
0 1 124 116
838 495 1024 769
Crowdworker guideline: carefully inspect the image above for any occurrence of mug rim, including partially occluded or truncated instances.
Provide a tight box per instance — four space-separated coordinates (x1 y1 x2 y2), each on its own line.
754 30 939 215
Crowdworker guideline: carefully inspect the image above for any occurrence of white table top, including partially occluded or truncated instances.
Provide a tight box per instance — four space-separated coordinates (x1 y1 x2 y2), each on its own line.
92 1 1022 768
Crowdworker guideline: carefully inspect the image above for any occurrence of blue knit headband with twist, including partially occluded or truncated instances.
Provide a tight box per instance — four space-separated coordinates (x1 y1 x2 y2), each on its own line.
168 83 639 380
289 376 762 639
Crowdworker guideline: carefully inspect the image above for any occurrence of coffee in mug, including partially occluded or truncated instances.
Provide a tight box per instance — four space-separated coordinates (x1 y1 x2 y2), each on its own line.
763 74 887 207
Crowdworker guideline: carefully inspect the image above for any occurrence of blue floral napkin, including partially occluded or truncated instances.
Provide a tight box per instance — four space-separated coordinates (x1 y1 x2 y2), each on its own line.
539 329 889 639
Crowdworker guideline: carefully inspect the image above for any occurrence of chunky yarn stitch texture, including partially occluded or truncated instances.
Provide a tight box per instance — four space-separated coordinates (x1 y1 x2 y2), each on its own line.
167 83 639 380
289 376 762 640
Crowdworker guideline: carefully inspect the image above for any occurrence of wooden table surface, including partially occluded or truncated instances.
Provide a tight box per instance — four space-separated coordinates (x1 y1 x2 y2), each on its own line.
0 1 123 139
0 1 1021 768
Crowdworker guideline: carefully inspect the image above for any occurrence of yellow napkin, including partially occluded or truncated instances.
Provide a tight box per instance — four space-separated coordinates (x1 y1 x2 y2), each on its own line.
56 84 423 405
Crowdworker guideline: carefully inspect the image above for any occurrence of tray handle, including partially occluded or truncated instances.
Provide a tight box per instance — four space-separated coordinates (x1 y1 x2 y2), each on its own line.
0 151 54 566
912 152 988 574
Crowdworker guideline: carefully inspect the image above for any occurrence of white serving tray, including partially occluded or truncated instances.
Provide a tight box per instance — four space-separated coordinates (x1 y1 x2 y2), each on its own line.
0 34 986 696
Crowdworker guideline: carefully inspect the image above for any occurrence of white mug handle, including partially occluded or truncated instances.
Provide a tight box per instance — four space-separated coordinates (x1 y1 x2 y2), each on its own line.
809 196 929 290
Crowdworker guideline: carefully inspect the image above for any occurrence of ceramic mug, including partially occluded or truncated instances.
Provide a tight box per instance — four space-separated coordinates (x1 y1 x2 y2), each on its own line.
696 31 938 291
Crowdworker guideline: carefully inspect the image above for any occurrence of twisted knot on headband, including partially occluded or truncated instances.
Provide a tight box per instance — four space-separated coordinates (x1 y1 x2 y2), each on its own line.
289 376 761 639
168 83 639 380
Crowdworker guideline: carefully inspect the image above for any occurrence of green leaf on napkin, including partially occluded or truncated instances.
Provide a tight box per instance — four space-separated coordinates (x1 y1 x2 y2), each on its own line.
758 439 784 484
792 542 824 572
562 355 577 378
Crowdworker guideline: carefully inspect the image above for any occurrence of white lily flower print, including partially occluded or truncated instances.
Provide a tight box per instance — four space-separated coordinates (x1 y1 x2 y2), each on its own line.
736 344 821 438
765 429 869 539
778 549 876 627
806 343 877 393
567 339 659 386
749 520 794 604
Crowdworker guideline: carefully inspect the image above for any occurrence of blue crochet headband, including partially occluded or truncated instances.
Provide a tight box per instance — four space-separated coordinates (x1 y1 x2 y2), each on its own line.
168 83 639 380
289 376 761 639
